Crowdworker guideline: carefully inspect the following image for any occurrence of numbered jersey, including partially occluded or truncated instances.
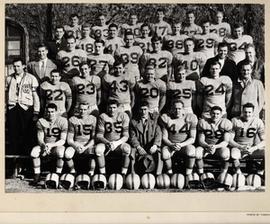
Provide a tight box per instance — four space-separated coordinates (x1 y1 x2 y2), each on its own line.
134 37 152 53
224 35 253 64
198 117 232 145
68 115 97 144
167 80 196 109
210 22 231 42
163 34 189 54
231 117 264 146
77 37 95 56
135 79 166 110
56 49 87 73
141 50 173 79
37 116 68 144
181 24 202 36
173 52 206 80
71 75 101 106
198 76 232 114
102 74 135 104
91 25 109 39
151 21 172 37
40 81 72 114
87 53 115 77
193 33 219 59
64 25 82 40
161 113 198 143
97 111 130 142
105 37 125 55
121 23 143 38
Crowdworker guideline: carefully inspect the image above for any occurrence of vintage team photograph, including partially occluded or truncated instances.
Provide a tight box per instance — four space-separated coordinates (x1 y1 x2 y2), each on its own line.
5 3 265 193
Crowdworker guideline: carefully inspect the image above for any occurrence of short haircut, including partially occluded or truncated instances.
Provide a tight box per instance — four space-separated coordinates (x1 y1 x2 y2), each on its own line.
50 69 61 75
109 23 118 30
97 13 106 18
13 58 24 64
240 61 252 69
210 61 221 68
124 31 134 38
245 43 256 50
156 8 165 14
66 34 76 41
186 10 195 16
139 101 149 108
210 106 222 112
217 42 228 49
94 38 105 46
172 99 184 107
184 38 195 45
243 103 255 110
55 25 65 31
145 63 156 70
201 19 211 25
151 35 162 43
113 57 124 67
79 102 89 108
107 99 119 106
141 23 150 29
70 13 79 19
46 103 58 111
82 23 91 29
79 61 89 68
37 43 48 50
233 23 244 29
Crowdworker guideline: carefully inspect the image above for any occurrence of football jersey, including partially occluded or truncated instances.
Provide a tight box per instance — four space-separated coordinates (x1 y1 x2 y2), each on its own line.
141 50 173 79
91 25 109 39
167 80 196 109
193 33 220 59
198 117 232 145
121 23 143 38
135 79 166 110
77 37 95 56
97 111 130 142
56 49 87 73
210 22 231 42
181 24 202 36
40 81 72 114
163 34 189 54
37 116 68 144
231 117 264 146
71 75 101 106
198 76 232 113
134 37 152 53
105 37 125 55
224 35 253 64
64 24 82 40
102 73 135 104
87 53 115 78
68 115 97 144
151 21 172 37
161 113 198 143
173 52 206 80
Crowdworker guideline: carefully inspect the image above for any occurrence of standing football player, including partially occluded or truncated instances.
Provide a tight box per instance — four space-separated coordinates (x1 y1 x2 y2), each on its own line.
151 8 172 37
134 23 153 53
91 13 109 40
121 13 142 38
105 23 125 55
77 23 95 56
64 14 82 41
181 10 202 36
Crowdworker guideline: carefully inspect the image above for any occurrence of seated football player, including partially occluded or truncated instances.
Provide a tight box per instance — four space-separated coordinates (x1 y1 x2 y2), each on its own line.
115 31 143 82
134 23 153 53
160 100 198 177
64 13 82 41
95 100 131 178
102 59 135 117
40 69 72 117
181 10 202 36
150 8 172 37
129 101 162 175
134 63 166 114
120 13 143 38
30 103 68 185
166 66 196 114
140 35 173 82
65 103 97 176
195 106 232 176
229 103 265 175
197 61 232 119
105 23 125 55
71 62 101 117
77 23 95 56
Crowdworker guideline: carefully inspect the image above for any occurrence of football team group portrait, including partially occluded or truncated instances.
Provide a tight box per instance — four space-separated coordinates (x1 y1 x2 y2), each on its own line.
5 4 265 192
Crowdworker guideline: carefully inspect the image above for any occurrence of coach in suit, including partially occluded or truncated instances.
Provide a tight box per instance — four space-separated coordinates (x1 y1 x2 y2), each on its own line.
27 43 57 83
129 101 163 175
201 42 237 83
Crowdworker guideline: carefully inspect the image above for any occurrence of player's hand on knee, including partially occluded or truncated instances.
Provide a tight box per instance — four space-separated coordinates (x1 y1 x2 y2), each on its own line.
149 145 158 154
137 146 147 156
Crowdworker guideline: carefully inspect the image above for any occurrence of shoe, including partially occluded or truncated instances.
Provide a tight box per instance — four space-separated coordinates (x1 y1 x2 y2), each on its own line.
30 174 40 186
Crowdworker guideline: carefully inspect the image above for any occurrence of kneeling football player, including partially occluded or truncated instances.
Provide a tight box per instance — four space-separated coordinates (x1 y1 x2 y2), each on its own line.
95 100 131 178
65 103 97 176
30 103 68 185
160 100 198 177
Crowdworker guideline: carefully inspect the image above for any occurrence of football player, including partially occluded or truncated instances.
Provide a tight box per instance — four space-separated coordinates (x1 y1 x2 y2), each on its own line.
95 99 131 177
115 31 143 82
105 23 125 55
195 106 232 176
30 103 68 185
64 13 82 40
210 10 231 42
87 39 115 78
173 38 206 81
197 61 232 119
134 23 153 53
135 64 166 114
102 59 135 116
71 62 101 117
224 23 253 64
160 100 197 176
181 10 202 36
40 69 72 117
150 8 172 37
163 22 189 55
121 13 143 38
65 103 97 176
91 13 109 40
140 35 173 82
77 23 95 56
230 103 265 175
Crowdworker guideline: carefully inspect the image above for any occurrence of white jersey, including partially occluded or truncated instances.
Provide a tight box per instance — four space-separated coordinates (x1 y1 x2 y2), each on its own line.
163 34 189 54
210 22 231 42
151 21 172 37
77 37 95 56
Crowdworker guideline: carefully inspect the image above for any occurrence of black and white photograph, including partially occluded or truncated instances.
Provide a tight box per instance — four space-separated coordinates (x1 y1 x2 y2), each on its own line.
5 3 265 196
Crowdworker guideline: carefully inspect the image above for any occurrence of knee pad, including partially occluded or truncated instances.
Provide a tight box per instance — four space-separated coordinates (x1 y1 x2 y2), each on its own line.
185 145 196 157
55 146 65 159
30 146 41 158
195 146 204 160
231 147 241 160
162 147 171 160
121 143 131 155
65 147 75 160
95 143 106 156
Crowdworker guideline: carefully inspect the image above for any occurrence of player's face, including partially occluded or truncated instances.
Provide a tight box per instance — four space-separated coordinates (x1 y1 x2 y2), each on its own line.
242 107 254 121
107 104 118 117
152 40 162 52
217 46 228 59
46 108 57 121
139 106 149 119
66 38 76 51
240 65 252 80
55 28 65 40
125 34 135 47
216 12 223 24
184 40 195 53
233 27 243 38
157 11 165 21
79 104 89 117
50 72 61 84
80 64 90 78
114 64 124 76
98 16 106 26
38 47 48 60
209 64 221 78
71 16 79 26
210 109 222 123
13 61 24 74
202 22 210 34
187 13 195 25
130 15 138 25
173 102 184 118
172 23 181 35
109 27 118 38
95 43 104 54
174 69 186 82
144 68 155 82
245 47 256 61
141 26 150 37
82 27 91 38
